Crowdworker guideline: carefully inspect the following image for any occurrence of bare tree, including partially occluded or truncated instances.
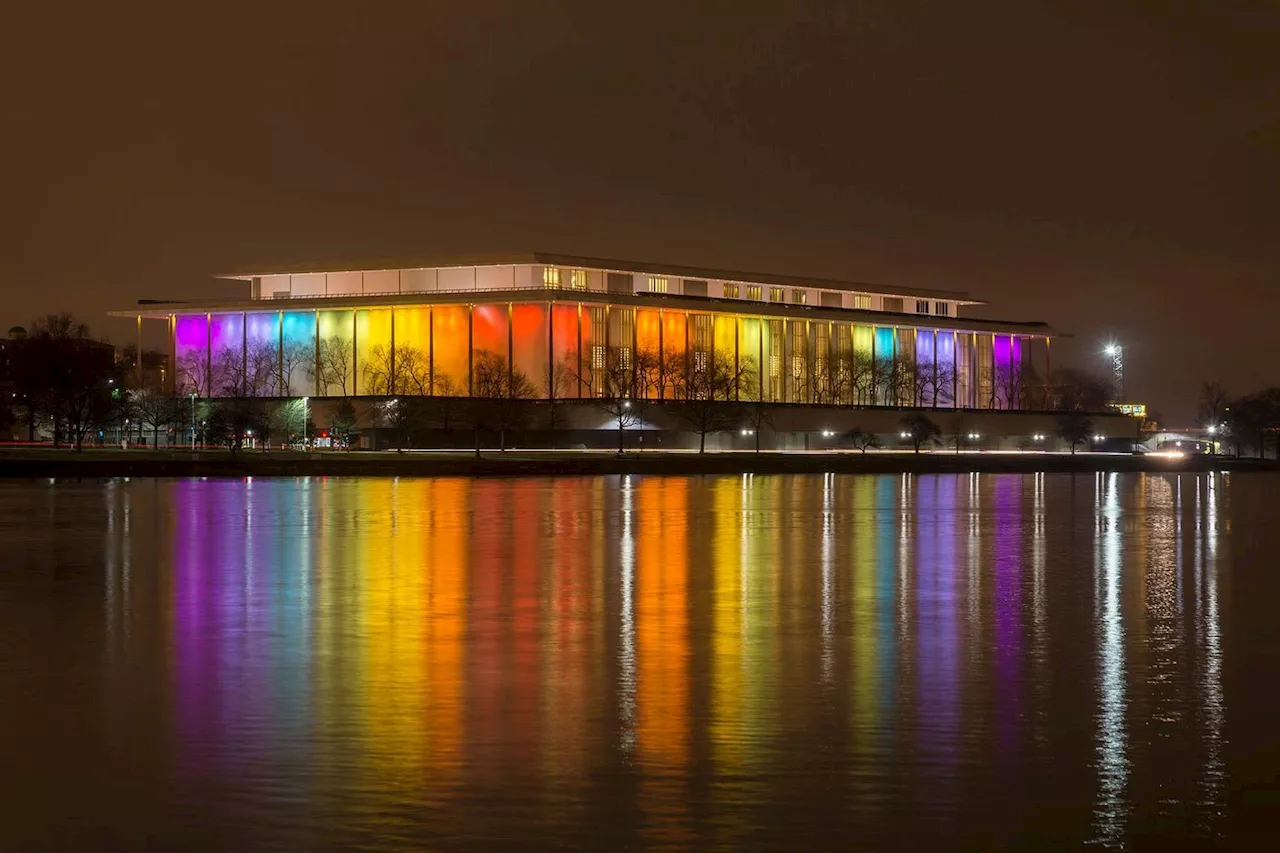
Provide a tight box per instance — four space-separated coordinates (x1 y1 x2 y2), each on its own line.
947 413 974 453
400 346 432 396
900 412 942 453
1055 411 1094 454
673 352 753 452
376 397 429 452
175 350 210 397
847 427 881 454
279 341 313 396
130 389 182 448
545 357 579 445
994 361 1027 410
576 349 642 454
431 374 465 433
1046 368 1110 412
741 403 774 452
12 313 118 449
1198 381 1230 429
470 350 535 453
315 335 353 396
361 344 410 396
915 360 957 409
848 350 876 406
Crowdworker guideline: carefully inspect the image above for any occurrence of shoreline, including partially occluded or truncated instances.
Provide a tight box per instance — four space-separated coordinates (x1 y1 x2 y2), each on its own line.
0 449 1274 478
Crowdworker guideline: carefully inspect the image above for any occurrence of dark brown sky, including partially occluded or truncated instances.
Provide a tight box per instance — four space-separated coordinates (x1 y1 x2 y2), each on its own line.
3 1 1277 422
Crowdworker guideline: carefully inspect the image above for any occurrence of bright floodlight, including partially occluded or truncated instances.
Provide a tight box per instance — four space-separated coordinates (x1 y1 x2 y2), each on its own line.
1104 343 1119 356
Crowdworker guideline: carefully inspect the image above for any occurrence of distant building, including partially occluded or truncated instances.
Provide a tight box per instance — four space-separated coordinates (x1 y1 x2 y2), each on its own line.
112 252 1055 409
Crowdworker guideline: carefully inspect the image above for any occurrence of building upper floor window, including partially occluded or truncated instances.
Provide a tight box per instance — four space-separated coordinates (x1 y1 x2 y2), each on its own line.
746 285 762 301
570 269 588 290
916 299 930 313
853 294 872 310
543 267 561 287
647 276 669 293
883 296 904 313
723 283 740 298
820 291 842 308
791 289 807 304
934 301 950 316
769 286 785 302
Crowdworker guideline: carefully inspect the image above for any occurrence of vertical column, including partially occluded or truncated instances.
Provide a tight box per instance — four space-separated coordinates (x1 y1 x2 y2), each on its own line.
135 314 143 388
205 313 212 396
313 310 320 397
507 302 514 390
658 309 665 400
806 319 813 405
428 306 435 394
758 315 764 402
951 332 958 408
167 315 176 395
467 304 474 397
734 315 740 402
277 311 284 396
241 312 247 393
547 300 554 401
390 309 396 393
990 333 996 409
576 303 582 399
351 312 359 396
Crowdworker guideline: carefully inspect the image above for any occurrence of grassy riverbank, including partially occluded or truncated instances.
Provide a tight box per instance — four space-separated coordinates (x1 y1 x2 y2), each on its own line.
1 447 1273 478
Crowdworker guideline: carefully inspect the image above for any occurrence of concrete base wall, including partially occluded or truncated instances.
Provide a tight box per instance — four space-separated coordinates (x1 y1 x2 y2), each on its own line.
303 397 1141 453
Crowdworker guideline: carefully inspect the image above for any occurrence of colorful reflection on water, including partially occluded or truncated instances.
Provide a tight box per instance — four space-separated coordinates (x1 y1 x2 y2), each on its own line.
0 472 1258 850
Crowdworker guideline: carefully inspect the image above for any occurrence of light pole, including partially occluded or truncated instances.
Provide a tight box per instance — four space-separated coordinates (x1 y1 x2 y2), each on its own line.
302 396 309 449
1103 343 1123 401
190 393 198 450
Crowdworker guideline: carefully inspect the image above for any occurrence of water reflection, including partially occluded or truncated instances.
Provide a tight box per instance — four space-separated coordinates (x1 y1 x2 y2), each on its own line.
0 473 1244 850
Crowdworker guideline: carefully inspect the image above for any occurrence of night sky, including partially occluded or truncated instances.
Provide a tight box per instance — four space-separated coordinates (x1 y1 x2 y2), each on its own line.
3 2 1276 423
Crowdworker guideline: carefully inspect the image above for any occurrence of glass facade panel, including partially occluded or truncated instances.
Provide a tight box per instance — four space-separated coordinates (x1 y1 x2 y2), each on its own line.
281 311 316 397
431 305 470 397
936 331 956 409
550 304 581 398
471 303 508 361
636 309 661 398
209 313 245 397
956 333 973 408
915 329 936 408
739 317 762 401
245 312 281 397
317 309 354 396
873 327 895 406
394 307 432 394
355 308 393 395
511 303 549 397
896 328 916 406
174 314 210 396
976 334 994 409
661 310 686 399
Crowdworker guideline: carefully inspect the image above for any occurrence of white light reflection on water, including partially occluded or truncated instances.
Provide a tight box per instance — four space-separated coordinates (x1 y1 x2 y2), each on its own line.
1093 472 1128 847
618 474 636 755
821 472 834 685
1197 474 1226 833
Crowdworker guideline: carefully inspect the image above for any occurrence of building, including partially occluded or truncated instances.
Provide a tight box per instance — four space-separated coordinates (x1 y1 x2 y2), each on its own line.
114 253 1055 411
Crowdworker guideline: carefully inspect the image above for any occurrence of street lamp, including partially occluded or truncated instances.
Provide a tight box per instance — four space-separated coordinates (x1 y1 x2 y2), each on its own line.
190 393 197 450
1103 342 1123 400
302 396 309 449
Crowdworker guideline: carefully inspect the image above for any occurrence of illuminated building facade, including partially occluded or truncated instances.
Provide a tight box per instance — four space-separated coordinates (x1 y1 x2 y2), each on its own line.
117 253 1052 410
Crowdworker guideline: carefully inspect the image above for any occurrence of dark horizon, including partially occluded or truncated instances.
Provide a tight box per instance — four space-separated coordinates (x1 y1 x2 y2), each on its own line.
3 2 1277 423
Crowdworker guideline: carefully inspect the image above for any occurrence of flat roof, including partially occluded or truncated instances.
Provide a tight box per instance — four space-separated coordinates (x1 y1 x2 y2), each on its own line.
216 252 982 304
112 289 1049 336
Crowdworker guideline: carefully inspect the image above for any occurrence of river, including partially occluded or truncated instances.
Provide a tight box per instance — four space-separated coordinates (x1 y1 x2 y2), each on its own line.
1 473 1274 850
